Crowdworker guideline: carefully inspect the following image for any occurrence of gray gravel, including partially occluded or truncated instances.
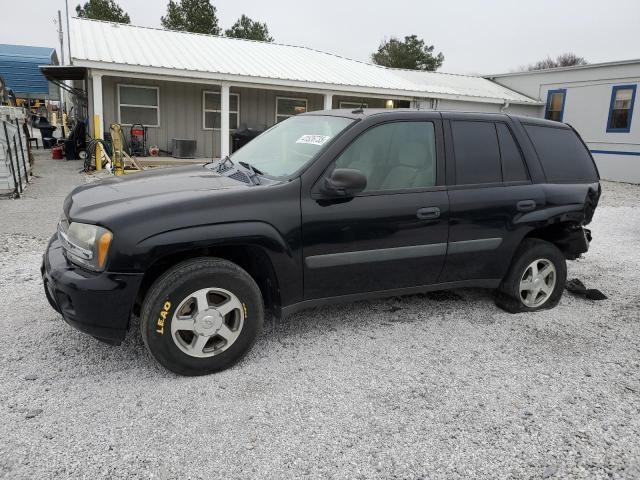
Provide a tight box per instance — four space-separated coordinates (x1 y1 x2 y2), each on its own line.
1 153 639 479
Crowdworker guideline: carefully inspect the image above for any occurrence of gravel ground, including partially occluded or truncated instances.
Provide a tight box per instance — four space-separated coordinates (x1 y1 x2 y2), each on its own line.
1 153 639 479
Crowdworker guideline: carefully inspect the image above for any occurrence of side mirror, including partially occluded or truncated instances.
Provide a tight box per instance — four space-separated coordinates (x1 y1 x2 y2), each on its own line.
322 168 367 197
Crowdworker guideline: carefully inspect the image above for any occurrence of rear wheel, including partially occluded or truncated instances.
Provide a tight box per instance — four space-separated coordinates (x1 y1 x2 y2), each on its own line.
140 257 263 375
495 239 566 313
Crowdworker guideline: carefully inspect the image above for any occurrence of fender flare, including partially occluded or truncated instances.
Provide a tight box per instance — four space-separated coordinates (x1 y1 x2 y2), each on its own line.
131 221 301 307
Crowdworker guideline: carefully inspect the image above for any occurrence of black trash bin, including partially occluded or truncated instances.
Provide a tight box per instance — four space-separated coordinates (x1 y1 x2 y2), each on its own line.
231 127 264 153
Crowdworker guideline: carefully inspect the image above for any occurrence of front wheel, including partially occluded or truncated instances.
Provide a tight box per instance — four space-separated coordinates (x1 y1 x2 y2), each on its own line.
495 238 567 313
140 258 264 375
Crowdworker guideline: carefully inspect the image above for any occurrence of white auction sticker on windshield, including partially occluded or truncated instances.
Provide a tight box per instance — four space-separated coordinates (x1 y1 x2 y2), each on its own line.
296 135 331 146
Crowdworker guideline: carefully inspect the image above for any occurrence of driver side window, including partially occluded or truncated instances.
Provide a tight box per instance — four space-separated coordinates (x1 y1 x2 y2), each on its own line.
334 121 436 192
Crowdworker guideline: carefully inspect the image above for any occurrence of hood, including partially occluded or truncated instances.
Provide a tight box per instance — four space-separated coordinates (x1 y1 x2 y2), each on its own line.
65 165 251 222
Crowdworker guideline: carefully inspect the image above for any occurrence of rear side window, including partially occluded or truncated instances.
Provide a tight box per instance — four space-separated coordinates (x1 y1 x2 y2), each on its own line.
451 121 502 184
523 125 599 182
496 123 528 182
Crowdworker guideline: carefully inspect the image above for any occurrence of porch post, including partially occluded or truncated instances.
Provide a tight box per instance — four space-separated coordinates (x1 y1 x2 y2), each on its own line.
220 82 230 158
91 73 103 170
324 93 333 110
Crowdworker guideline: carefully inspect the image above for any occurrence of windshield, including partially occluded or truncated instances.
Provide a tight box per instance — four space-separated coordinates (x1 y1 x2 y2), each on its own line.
230 115 354 178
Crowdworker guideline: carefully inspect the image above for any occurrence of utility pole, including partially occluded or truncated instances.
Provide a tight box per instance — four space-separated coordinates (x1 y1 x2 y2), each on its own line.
57 10 65 65
65 0 71 63
57 10 65 123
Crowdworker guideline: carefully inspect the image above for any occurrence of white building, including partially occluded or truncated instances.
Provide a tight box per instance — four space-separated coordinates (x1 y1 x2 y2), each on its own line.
487 60 640 183
44 18 540 160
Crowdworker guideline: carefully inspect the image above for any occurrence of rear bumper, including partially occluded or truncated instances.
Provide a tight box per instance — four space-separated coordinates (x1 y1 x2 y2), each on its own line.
41 235 143 344
556 227 591 260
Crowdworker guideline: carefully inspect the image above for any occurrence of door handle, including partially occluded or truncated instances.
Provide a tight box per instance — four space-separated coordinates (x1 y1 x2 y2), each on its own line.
417 207 440 220
517 200 536 212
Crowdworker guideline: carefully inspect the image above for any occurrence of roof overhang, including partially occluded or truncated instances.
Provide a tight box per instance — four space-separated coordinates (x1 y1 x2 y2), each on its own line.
39 65 88 100
77 60 541 106
40 65 87 82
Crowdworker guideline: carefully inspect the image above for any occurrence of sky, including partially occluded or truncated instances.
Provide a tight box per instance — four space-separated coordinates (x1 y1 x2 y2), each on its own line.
0 0 638 75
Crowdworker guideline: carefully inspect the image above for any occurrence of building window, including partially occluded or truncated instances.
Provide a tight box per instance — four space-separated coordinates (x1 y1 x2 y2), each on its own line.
607 84 637 133
118 85 159 127
544 89 566 122
276 97 307 123
203 91 239 130
339 101 368 109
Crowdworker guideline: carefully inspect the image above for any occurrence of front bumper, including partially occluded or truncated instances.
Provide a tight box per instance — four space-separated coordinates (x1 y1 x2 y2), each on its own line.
41 234 144 345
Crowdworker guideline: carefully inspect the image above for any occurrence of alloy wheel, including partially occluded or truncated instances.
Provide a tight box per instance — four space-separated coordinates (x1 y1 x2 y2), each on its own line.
519 258 557 308
170 287 244 358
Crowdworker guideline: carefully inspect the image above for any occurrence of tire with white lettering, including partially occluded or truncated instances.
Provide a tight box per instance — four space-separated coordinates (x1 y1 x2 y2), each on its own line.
495 238 566 313
140 257 263 376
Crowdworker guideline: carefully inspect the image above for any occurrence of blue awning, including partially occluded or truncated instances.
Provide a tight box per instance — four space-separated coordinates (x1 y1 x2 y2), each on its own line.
0 44 59 96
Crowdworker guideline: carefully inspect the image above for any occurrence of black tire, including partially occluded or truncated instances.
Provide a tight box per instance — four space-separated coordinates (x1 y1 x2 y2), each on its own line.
140 257 263 376
495 238 567 313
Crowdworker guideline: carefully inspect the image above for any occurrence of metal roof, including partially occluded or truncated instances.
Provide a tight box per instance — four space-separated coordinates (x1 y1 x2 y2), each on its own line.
485 58 640 78
70 18 538 105
0 44 58 95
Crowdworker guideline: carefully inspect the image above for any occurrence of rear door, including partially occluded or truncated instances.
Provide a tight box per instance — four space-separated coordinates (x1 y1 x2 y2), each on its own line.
300 113 449 299
439 114 544 283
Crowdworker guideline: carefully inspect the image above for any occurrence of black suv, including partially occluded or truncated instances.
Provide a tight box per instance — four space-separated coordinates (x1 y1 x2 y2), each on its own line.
42 110 600 375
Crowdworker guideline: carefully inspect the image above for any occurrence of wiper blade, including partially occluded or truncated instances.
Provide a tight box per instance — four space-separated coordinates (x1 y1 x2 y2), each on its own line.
239 161 264 175
208 156 263 185
210 155 234 173
238 161 263 185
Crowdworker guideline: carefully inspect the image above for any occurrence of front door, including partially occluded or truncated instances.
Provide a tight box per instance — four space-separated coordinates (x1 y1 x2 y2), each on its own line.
301 116 449 300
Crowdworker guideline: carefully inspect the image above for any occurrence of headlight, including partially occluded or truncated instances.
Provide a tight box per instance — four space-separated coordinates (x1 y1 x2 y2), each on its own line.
58 221 113 271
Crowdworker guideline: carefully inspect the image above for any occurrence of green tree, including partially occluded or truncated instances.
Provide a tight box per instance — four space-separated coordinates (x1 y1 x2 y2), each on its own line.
225 14 273 42
161 0 221 35
75 0 130 23
528 53 588 71
371 35 444 71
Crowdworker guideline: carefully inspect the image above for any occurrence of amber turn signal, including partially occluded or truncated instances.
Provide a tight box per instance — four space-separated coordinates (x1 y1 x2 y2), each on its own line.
97 231 113 269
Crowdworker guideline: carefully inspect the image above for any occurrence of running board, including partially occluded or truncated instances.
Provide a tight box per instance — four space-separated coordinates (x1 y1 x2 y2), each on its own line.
281 278 501 318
